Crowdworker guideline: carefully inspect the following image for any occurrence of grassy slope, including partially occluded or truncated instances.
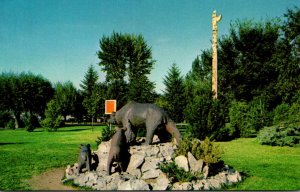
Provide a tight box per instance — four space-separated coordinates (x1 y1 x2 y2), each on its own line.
219 138 300 190
0 126 103 190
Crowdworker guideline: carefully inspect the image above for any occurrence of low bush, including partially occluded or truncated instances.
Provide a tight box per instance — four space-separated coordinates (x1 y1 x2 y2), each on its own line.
159 161 203 183
257 125 300 147
175 135 222 164
22 113 40 132
95 125 115 145
5 119 15 130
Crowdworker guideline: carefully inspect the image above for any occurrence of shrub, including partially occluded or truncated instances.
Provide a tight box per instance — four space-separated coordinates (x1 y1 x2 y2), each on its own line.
159 161 203 183
273 103 290 125
5 119 15 130
257 125 300 147
41 99 64 131
184 95 226 140
22 113 40 132
96 125 115 145
175 136 222 164
0 111 12 128
229 99 270 138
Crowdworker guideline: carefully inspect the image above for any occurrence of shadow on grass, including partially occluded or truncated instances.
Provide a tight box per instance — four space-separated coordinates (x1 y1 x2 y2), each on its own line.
0 142 27 146
57 128 93 132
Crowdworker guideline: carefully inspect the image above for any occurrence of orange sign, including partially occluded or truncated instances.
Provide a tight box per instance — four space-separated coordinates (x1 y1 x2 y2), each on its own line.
105 100 117 114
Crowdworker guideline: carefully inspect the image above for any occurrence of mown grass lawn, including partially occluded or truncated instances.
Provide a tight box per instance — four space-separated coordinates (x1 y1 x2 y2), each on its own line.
0 126 104 190
1 127 300 190
218 138 300 190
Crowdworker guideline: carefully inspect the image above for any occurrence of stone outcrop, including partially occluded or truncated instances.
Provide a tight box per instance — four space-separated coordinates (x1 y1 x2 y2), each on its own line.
63 137 242 190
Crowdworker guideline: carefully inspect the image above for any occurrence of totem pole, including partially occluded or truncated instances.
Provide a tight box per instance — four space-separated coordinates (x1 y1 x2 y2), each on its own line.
212 10 222 99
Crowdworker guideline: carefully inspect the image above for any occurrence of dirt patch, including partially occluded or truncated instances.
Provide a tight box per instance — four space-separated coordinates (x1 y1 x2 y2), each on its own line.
27 167 77 190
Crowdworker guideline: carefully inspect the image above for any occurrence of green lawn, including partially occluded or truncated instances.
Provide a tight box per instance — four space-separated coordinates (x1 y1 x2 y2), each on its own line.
1 127 299 190
0 126 103 190
218 138 300 190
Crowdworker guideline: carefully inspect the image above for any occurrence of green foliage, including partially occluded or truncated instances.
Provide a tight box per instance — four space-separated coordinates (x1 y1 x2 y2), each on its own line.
97 32 156 103
273 103 290 124
163 63 186 122
258 99 300 147
22 113 40 132
257 124 300 147
5 119 15 130
54 81 81 121
96 125 115 145
0 72 54 128
159 161 203 183
0 111 12 128
229 100 270 138
175 136 222 164
41 100 64 131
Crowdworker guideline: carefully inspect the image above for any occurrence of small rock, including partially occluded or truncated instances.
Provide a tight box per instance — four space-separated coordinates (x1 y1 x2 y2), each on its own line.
141 169 162 179
203 164 209 179
208 178 222 189
141 157 161 173
152 173 170 190
227 171 242 184
172 182 193 190
192 180 204 190
187 152 204 173
126 153 145 171
118 179 150 190
175 155 189 172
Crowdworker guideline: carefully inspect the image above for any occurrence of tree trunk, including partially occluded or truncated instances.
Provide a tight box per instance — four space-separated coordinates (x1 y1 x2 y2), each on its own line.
13 112 21 129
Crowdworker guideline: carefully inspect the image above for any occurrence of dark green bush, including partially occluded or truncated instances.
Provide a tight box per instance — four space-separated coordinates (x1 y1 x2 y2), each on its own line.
159 161 203 183
257 125 300 147
5 119 15 130
273 103 290 125
184 95 226 140
0 111 12 128
229 99 270 138
22 113 40 132
96 125 115 145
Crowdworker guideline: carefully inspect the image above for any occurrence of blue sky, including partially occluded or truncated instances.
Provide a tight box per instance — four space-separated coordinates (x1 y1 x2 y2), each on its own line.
0 0 298 93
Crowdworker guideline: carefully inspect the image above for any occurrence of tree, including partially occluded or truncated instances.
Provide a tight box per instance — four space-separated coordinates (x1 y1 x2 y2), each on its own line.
163 63 186 122
80 65 99 98
54 81 80 121
41 99 63 131
0 72 54 128
97 32 156 106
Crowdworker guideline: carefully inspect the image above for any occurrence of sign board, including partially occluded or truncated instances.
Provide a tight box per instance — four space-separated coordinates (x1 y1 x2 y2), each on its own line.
105 100 117 114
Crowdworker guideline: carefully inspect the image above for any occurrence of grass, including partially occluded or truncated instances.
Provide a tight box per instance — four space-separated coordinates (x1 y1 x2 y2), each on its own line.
0 126 104 190
218 138 300 190
1 127 300 190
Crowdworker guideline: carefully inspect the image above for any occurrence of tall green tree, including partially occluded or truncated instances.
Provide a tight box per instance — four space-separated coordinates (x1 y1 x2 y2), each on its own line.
80 65 99 97
97 32 156 106
163 63 186 122
54 81 80 121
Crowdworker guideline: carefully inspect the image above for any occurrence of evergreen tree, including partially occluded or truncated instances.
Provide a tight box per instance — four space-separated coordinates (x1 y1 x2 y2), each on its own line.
80 65 99 97
163 63 186 122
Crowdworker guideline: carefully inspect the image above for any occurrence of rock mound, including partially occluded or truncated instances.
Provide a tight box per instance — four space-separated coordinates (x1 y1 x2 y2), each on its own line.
63 137 242 190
